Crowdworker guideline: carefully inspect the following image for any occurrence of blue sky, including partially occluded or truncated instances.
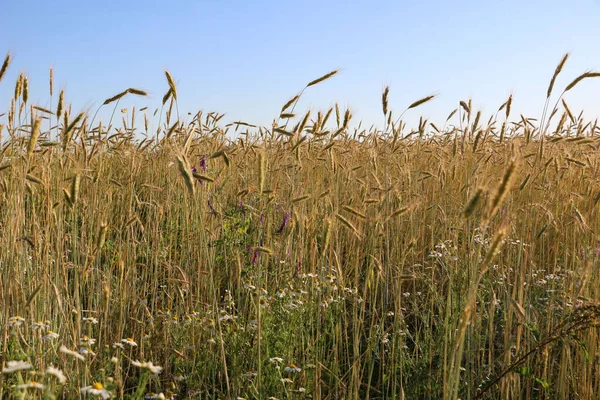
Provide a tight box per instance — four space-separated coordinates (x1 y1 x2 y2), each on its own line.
2 0 600 131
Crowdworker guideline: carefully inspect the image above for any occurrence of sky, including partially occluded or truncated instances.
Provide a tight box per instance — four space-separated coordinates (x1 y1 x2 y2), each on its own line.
2 0 600 133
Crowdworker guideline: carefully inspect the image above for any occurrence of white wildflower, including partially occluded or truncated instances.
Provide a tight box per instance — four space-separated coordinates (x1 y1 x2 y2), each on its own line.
2 360 32 373
284 364 302 373
46 366 67 384
42 331 59 341
121 337 138 347
131 360 163 375
81 382 111 399
15 381 45 390
60 345 85 361
31 321 50 330
7 316 25 327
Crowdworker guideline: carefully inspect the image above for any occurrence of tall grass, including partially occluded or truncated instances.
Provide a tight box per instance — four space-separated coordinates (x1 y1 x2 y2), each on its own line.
0 52 599 399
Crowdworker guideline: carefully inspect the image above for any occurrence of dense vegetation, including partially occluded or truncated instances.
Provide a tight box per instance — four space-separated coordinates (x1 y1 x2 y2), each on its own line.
0 52 599 399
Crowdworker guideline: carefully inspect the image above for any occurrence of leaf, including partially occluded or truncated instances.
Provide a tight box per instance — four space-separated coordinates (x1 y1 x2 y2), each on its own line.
534 377 550 390
513 366 533 377
571 335 590 363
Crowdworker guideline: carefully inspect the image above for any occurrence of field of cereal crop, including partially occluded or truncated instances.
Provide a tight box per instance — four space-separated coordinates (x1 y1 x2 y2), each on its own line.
1 52 600 399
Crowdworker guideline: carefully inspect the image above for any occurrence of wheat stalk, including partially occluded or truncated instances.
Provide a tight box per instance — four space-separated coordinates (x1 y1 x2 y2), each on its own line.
27 116 41 159
547 53 569 99
165 71 178 100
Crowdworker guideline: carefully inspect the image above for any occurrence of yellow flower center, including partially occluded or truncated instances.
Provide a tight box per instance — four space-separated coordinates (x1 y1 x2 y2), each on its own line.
127 338 134 342
92 382 104 390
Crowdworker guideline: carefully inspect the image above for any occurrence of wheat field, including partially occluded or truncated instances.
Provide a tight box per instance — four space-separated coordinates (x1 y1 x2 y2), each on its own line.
0 52 599 399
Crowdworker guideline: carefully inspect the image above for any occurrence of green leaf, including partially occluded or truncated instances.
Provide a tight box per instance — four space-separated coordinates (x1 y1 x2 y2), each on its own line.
534 377 550 389
514 366 533 377
571 335 590 363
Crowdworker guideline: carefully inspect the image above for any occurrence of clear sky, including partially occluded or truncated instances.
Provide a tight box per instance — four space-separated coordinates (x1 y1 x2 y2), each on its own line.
2 0 600 131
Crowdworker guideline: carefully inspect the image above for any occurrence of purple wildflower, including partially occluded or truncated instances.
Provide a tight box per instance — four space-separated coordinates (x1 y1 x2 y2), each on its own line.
199 156 207 172
238 201 246 215
191 166 204 185
277 211 291 234
251 241 264 266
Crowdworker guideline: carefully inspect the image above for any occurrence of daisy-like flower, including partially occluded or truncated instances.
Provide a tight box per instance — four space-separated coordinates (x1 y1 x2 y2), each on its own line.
59 345 85 361
284 364 302 373
218 314 234 323
269 357 283 364
42 330 59 341
82 316 99 324
121 337 138 347
31 321 50 330
281 378 293 384
145 392 159 399
2 360 32 373
80 336 96 346
15 381 45 390
131 360 163 375
80 382 111 399
242 371 257 378
381 333 390 344
79 347 96 357
112 342 125 350
207 338 216 344
7 316 25 327
173 374 185 382
247 319 258 330
46 366 67 384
